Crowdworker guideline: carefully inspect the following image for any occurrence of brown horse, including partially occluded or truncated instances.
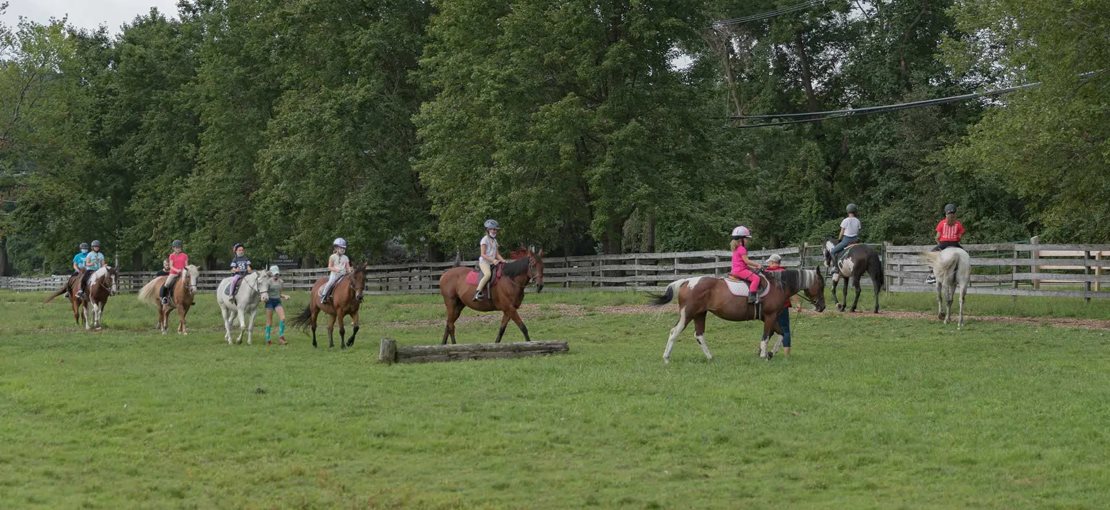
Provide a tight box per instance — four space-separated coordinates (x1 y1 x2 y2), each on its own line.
138 265 200 334
651 268 826 363
438 247 545 344
823 239 885 313
290 265 368 349
44 266 118 329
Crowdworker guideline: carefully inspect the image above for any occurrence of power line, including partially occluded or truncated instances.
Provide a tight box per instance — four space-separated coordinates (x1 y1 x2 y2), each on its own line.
729 81 1041 128
713 0 825 28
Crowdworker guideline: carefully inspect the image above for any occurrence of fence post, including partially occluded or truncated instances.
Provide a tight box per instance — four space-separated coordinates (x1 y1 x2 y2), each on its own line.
1012 245 1019 302
1084 250 1091 303
881 242 889 289
1031 236 1041 290
800 243 807 270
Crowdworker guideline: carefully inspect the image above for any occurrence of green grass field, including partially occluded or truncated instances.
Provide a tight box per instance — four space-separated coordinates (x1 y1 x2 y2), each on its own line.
2 289 1109 508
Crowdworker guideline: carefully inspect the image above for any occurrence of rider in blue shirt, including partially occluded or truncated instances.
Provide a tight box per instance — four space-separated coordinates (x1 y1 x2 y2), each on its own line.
78 240 105 299
72 243 89 275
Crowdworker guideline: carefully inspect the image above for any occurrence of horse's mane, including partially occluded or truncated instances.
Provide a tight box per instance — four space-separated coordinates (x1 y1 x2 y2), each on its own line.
767 268 818 294
502 256 530 277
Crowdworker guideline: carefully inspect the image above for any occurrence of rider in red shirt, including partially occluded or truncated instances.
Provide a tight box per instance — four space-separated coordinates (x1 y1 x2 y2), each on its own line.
926 204 964 284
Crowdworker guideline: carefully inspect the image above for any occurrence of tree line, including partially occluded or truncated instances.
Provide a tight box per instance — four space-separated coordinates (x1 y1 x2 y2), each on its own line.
0 0 1106 274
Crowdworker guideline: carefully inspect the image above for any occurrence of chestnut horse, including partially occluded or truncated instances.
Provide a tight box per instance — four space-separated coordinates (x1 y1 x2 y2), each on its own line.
651 268 826 363
45 266 119 329
290 265 367 349
438 247 544 344
138 265 200 334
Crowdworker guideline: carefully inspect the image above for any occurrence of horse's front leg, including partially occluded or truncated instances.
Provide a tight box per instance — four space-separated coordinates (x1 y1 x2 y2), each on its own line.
935 281 946 321
179 305 189 335
850 275 863 312
337 311 347 350
346 310 360 348
506 308 530 342
235 306 247 344
957 284 967 330
245 307 258 345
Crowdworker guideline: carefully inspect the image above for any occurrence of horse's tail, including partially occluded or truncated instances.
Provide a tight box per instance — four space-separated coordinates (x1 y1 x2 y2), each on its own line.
289 305 314 331
43 281 69 303
874 252 886 290
651 277 696 306
138 278 162 306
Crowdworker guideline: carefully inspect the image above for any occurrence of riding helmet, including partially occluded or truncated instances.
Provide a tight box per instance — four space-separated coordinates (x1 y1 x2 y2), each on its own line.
484 219 500 230
79 242 89 250
91 240 101 247
846 203 858 214
232 242 244 251
333 237 348 248
731 226 751 239
172 239 183 248
944 203 957 214
268 265 280 275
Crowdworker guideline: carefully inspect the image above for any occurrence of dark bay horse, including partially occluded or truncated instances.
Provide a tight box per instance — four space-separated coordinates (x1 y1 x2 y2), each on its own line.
823 240 884 313
138 265 199 334
438 247 545 344
45 266 119 329
651 269 826 363
290 265 367 349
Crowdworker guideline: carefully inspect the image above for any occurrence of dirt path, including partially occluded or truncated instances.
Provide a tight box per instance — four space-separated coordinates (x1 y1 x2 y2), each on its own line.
389 303 1110 331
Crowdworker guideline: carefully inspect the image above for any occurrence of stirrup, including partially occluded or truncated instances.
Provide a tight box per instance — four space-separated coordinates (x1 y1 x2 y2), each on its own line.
160 296 169 305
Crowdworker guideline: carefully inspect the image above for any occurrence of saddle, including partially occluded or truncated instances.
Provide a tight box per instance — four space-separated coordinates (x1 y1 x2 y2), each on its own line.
723 274 772 299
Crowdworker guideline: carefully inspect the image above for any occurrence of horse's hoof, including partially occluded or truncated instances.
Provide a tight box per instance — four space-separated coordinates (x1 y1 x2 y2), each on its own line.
766 351 774 360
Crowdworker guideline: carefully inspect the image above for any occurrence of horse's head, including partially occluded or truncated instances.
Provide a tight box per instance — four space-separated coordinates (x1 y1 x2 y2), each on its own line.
804 266 826 312
350 263 368 302
527 246 544 293
185 265 200 294
254 270 272 300
106 266 120 295
823 239 835 268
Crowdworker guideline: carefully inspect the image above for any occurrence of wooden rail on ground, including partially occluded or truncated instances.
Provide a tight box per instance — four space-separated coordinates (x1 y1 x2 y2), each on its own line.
378 338 569 364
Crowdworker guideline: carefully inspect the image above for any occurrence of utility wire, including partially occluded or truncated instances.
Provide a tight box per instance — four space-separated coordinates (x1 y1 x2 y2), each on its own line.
729 71 1101 128
713 0 825 27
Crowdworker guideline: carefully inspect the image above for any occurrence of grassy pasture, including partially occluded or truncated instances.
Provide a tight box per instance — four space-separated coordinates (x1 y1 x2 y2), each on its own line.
1 289 1109 509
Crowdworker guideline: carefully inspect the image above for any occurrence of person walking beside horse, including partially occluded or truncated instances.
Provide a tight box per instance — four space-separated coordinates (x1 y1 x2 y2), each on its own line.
763 254 799 357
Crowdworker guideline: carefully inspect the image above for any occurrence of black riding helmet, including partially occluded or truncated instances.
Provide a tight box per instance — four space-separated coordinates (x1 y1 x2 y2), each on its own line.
944 203 957 214
846 203 858 214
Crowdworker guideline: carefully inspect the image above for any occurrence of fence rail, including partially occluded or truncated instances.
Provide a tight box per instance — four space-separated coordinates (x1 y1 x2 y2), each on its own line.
4 240 1108 300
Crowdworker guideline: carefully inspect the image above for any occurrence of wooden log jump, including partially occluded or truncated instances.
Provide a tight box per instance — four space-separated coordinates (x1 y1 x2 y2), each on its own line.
378 338 569 364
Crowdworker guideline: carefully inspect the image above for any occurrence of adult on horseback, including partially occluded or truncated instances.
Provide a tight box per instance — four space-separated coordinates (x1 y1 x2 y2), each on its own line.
475 219 507 301
728 226 762 304
926 203 965 285
78 240 105 300
161 240 189 305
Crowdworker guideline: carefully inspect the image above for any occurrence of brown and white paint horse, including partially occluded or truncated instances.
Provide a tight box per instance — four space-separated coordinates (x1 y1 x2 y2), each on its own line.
652 268 826 363
45 266 119 330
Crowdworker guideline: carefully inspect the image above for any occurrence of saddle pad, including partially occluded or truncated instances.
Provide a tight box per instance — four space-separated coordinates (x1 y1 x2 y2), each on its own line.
465 265 503 286
723 277 772 298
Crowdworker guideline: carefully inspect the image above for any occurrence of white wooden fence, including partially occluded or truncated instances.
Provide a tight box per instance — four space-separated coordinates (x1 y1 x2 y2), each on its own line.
4 241 1108 300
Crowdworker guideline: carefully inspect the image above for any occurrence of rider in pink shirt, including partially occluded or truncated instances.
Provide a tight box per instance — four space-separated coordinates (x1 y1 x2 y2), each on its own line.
728 226 761 304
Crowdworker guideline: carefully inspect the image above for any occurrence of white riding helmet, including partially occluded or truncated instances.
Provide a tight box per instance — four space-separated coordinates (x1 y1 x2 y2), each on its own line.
333 237 347 248
765 253 782 264
731 226 751 238
268 265 280 275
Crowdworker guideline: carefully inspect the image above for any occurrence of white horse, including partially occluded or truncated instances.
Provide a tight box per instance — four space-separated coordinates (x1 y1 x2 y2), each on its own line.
215 270 272 345
924 248 971 329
